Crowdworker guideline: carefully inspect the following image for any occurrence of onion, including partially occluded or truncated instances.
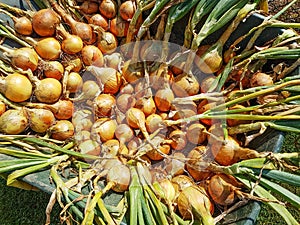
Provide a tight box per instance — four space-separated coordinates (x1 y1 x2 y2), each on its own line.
99 0 117 19
58 26 83 54
72 109 93 131
125 108 150 140
145 135 171 161
207 174 240 206
43 61 64 80
122 61 144 84
97 30 118 54
106 164 130 192
116 93 136 113
76 1 99 14
32 9 60 37
135 96 156 117
250 72 273 87
186 123 207 145
169 129 187 151
154 86 174 112
102 139 128 157
0 73 32 102
34 78 62 103
91 117 117 142
13 16 33 36
145 113 164 133
164 152 185 177
74 130 91 144
0 109 28 134
25 108 55 133
119 83 134 94
88 66 122 94
49 120 74 141
211 136 260 166
172 109 196 121
127 136 142 156
93 93 116 117
89 14 109 31
72 80 100 101
195 45 223 74
24 100 74 120
81 45 104 67
197 100 218 126
172 73 200 97
0 46 39 72
0 101 6 116
119 0 135 21
200 75 216 93
104 52 123 70
177 185 214 224
66 72 83 93
79 140 101 161
49 0 95 44
109 16 129 37
33 37 61 60
186 146 212 181
171 175 194 192
115 123 134 144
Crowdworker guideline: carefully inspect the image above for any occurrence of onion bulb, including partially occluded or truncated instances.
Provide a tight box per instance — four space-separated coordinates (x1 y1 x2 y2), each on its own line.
49 120 74 141
91 118 117 142
72 109 93 131
177 185 214 224
172 73 200 97
0 73 32 102
0 101 6 116
186 123 207 145
104 52 123 70
135 96 156 117
76 1 99 14
0 109 28 134
89 14 109 31
97 31 118 54
109 16 129 37
32 9 60 37
250 72 273 87
43 61 64 80
79 140 101 161
145 113 164 133
115 123 134 144
99 0 117 19
106 164 130 192
81 45 104 67
169 129 187 151
164 152 185 176
145 135 171 161
154 86 174 112
34 78 62 103
25 108 55 133
116 94 136 113
33 37 61 60
119 0 135 21
13 16 33 36
93 93 116 117
66 72 83 93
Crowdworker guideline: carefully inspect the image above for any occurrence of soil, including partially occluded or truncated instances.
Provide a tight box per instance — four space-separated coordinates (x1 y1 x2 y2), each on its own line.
268 0 300 23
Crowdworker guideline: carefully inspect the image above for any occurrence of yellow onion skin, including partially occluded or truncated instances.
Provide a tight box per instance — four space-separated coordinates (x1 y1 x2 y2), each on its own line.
14 16 33 36
25 108 55 133
186 123 207 145
66 72 83 93
50 120 75 141
97 31 118 54
0 73 32 103
61 34 83 55
109 17 129 38
119 0 135 21
81 45 104 67
10 47 39 72
154 87 174 112
35 78 62 104
250 72 274 87
0 109 28 134
107 164 131 192
43 61 64 80
172 73 200 97
34 37 61 60
94 93 116 117
91 118 117 142
104 52 123 70
177 185 214 224
164 152 185 177
79 139 101 162
0 101 6 116
78 1 99 14
32 9 60 37
99 0 117 19
89 14 109 31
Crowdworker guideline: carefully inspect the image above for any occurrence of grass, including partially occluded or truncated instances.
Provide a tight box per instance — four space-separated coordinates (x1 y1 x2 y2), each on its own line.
0 133 299 224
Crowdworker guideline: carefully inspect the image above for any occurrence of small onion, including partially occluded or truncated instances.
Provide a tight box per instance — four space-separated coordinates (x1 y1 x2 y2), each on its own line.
34 37 61 60
81 45 104 67
97 31 118 54
104 52 123 70
32 9 60 37
25 108 55 133
169 129 187 151
93 93 116 117
66 72 83 93
135 96 156 117
79 140 101 161
102 139 128 157
145 113 164 133
172 73 200 97
0 109 28 134
76 1 99 14
106 164 130 192
50 120 75 141
0 101 6 116
43 61 64 80
99 0 117 19
72 109 93 131
0 73 32 102
89 14 109 31
119 0 135 21
164 152 185 177
171 175 194 192
13 16 33 36
109 16 129 37
74 130 91 144
91 118 117 142
115 123 134 144
186 123 207 145
61 33 83 55
154 86 174 112
73 80 100 101
250 72 273 87
145 135 171 161
34 78 62 103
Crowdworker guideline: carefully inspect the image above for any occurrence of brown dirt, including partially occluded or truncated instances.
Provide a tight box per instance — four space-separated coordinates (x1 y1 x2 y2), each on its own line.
268 0 300 23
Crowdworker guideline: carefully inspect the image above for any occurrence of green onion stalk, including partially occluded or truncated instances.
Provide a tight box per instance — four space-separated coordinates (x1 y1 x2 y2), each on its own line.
0 2 34 17
183 0 250 73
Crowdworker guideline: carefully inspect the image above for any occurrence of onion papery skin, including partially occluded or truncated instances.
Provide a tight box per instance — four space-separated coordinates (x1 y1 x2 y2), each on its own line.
35 37 61 60
91 118 117 142
10 47 39 72
32 9 60 37
61 35 84 55
94 93 116 117
0 73 32 102
89 14 109 31
0 109 28 134
81 45 104 67
99 0 117 19
25 108 55 133
14 16 33 36
35 78 62 104
107 164 131 192
43 61 64 80
50 120 75 141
